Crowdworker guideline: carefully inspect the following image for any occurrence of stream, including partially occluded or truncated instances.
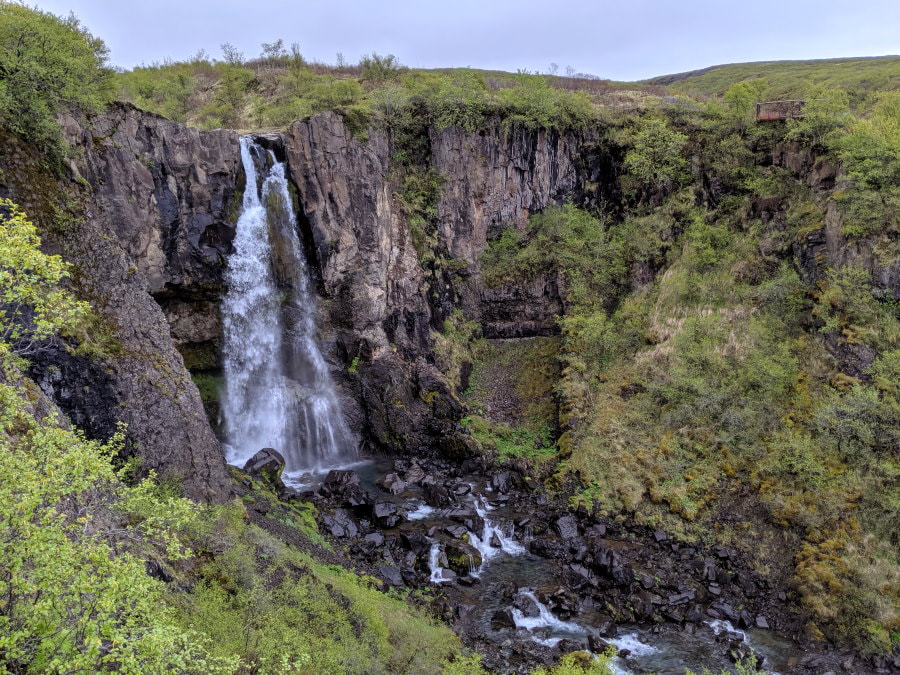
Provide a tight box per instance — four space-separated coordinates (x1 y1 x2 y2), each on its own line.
296 458 806 674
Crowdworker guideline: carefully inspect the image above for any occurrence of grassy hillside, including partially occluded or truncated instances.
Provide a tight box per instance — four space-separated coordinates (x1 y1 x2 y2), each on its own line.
646 55 900 98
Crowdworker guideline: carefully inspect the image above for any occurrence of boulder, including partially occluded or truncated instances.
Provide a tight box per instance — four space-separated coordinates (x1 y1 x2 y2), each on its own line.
444 540 482 576
554 515 579 540
513 593 540 618
378 565 404 587
242 448 285 487
490 608 516 630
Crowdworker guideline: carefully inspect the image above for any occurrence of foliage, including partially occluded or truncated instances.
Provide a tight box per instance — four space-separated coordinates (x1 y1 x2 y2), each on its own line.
832 90 900 237
0 3 113 156
531 650 615 674
115 48 599 135
722 79 768 128
359 52 402 82
0 201 229 672
623 117 689 191
0 199 90 360
657 56 900 98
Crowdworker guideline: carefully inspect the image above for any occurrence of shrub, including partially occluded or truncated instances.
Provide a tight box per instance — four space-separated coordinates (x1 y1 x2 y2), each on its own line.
0 4 113 156
623 117 689 191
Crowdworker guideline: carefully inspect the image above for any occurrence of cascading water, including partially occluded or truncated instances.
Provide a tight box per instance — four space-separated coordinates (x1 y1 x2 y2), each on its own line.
469 494 526 568
221 136 355 473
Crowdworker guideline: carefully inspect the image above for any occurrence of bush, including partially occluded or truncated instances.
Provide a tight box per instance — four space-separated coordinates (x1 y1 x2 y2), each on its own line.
623 117 689 191
0 4 112 155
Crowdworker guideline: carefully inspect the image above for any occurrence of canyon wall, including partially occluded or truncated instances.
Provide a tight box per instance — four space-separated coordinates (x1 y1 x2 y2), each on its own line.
4 105 893 500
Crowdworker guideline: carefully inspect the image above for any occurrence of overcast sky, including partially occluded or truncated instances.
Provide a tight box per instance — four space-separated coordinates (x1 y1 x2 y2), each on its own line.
30 0 900 81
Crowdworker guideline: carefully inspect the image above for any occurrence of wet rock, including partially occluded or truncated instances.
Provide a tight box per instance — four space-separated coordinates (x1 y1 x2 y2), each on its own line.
491 472 511 493
423 483 452 507
444 540 482 576
242 448 285 488
401 532 430 555
554 515 579 540
446 507 484 532
404 463 426 484
321 508 359 538
444 524 468 538
457 603 477 621
324 469 359 489
372 502 403 527
488 581 518 604
491 608 516 630
556 638 587 653
587 634 611 652
379 472 408 494
513 593 540 618
489 532 503 548
451 484 472 496
378 565 404 587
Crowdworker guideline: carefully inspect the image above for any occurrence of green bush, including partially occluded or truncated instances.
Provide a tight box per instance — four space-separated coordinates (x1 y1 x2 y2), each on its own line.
0 4 113 156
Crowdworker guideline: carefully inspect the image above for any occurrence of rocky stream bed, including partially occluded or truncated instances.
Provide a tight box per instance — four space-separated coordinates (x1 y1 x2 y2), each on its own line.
240 451 884 674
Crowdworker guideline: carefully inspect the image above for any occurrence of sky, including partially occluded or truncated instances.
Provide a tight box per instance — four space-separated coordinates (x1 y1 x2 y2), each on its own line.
28 0 900 81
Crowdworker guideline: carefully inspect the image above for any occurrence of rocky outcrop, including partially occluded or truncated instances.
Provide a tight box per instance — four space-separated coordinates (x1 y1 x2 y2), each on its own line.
0 105 234 501
282 114 586 453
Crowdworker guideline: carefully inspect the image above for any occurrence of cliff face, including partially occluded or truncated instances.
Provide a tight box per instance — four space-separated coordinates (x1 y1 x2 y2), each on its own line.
283 114 586 453
1 103 237 501
9 105 892 500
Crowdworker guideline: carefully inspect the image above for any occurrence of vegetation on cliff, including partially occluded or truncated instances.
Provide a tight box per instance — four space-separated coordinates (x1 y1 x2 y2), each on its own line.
0 2 112 157
478 85 899 653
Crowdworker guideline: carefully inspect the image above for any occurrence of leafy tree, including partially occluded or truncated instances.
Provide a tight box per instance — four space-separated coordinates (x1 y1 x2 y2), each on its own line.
722 78 768 128
360 52 402 82
785 86 850 148
833 90 900 237
0 200 231 672
623 117 688 190
0 4 112 155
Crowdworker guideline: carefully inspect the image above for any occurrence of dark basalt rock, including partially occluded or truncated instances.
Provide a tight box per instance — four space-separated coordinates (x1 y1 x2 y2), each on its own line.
243 448 285 488
378 565 404 587
491 608 516 630
513 593 540 618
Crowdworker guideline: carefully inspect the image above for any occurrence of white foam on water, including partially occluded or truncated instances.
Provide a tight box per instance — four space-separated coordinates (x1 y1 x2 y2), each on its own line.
608 632 658 657
407 502 436 521
468 494 526 572
428 541 449 584
511 591 588 640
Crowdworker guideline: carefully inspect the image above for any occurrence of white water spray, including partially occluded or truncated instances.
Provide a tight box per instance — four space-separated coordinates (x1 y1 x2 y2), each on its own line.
469 494 526 570
511 591 588 646
221 137 355 473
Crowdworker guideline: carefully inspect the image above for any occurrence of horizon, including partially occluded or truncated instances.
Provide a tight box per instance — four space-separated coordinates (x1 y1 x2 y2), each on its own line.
24 0 900 81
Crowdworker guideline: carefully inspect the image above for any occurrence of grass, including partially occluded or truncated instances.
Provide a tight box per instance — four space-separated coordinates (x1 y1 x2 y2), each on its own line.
647 56 900 99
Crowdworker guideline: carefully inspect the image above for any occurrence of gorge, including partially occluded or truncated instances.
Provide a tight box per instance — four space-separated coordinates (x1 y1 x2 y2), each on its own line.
0 6 897 672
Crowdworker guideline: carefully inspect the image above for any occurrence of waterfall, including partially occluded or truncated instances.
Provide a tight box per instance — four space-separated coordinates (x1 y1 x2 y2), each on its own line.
220 136 355 473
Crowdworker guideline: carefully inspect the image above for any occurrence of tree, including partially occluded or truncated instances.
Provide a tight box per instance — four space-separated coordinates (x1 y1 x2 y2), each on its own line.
723 78 768 129
0 4 113 155
220 42 243 65
0 200 230 672
623 117 689 190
